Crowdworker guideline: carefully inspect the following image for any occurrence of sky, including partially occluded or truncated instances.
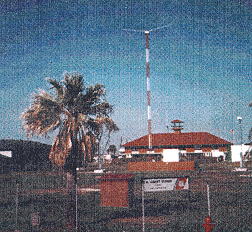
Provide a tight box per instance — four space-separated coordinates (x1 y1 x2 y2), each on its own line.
0 0 251 148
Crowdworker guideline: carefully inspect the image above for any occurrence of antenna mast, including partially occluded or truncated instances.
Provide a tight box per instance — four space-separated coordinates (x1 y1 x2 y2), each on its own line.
123 25 171 150
145 30 152 149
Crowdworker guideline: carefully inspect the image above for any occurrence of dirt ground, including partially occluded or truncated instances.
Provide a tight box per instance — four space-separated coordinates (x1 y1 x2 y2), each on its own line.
1 162 252 231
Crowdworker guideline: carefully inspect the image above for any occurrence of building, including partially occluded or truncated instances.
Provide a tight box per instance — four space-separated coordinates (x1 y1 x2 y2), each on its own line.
0 139 52 173
231 143 251 162
122 120 232 162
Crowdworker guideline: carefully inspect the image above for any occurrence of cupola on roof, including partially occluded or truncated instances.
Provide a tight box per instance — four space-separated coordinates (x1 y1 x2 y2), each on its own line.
171 119 184 134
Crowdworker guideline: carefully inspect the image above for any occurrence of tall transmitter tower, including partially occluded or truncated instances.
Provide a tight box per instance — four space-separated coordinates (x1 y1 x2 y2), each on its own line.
123 25 169 149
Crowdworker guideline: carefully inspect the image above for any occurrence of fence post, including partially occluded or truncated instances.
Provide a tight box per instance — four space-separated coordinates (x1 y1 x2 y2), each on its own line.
142 181 145 232
15 181 19 232
207 184 211 217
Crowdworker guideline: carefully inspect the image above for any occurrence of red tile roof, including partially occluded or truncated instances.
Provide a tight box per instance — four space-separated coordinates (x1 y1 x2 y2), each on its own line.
123 132 232 148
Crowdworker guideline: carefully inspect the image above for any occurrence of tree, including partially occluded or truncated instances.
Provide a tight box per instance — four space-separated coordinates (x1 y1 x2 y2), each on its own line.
91 118 118 169
107 144 117 156
224 145 232 161
21 72 118 230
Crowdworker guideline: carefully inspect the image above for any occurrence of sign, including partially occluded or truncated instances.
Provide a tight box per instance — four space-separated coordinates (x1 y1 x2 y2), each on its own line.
143 177 189 192
141 177 190 232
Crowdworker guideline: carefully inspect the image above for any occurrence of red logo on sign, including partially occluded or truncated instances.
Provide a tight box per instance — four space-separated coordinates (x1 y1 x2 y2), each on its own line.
175 178 188 190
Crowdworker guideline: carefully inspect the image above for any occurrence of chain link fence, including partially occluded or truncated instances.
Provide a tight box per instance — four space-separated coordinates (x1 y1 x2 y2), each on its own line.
1 169 251 231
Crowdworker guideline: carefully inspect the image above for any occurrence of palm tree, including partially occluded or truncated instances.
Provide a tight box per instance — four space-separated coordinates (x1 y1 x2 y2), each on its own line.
21 72 118 230
92 117 119 169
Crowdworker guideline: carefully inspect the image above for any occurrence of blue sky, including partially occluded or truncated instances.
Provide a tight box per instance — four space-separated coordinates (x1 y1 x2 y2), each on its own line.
0 0 251 147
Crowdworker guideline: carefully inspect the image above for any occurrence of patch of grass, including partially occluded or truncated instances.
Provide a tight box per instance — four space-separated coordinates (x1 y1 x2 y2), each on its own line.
1 168 252 231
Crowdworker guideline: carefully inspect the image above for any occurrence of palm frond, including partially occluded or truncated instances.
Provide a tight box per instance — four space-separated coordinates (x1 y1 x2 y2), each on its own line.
21 90 62 136
80 134 96 163
97 117 119 131
63 73 84 107
249 128 252 142
86 84 105 101
47 78 64 100
49 133 72 166
95 102 113 116
86 117 119 136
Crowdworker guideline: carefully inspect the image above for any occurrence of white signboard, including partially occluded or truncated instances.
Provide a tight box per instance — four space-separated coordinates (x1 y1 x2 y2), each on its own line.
143 177 189 192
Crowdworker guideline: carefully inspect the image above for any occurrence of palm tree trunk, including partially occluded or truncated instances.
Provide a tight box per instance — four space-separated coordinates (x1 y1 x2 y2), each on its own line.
65 117 78 231
65 170 77 231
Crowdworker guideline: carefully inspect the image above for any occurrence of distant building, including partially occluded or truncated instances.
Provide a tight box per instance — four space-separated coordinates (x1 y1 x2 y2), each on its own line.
122 120 232 162
0 139 52 173
231 144 251 162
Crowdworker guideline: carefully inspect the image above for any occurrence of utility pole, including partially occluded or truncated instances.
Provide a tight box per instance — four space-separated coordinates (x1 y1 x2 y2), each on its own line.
237 116 243 168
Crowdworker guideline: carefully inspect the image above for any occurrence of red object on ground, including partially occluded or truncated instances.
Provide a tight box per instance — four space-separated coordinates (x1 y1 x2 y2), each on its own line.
202 216 215 232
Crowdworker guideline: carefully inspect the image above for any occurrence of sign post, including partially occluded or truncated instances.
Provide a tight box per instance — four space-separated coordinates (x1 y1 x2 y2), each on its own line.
142 183 145 232
141 177 189 231
207 184 211 217
202 184 215 232
15 182 19 232
75 183 78 232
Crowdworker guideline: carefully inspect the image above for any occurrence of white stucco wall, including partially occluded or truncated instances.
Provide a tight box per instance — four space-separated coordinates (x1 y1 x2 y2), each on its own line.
180 149 225 158
119 147 125 153
162 149 180 162
211 150 225 158
180 150 202 154
231 145 250 162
